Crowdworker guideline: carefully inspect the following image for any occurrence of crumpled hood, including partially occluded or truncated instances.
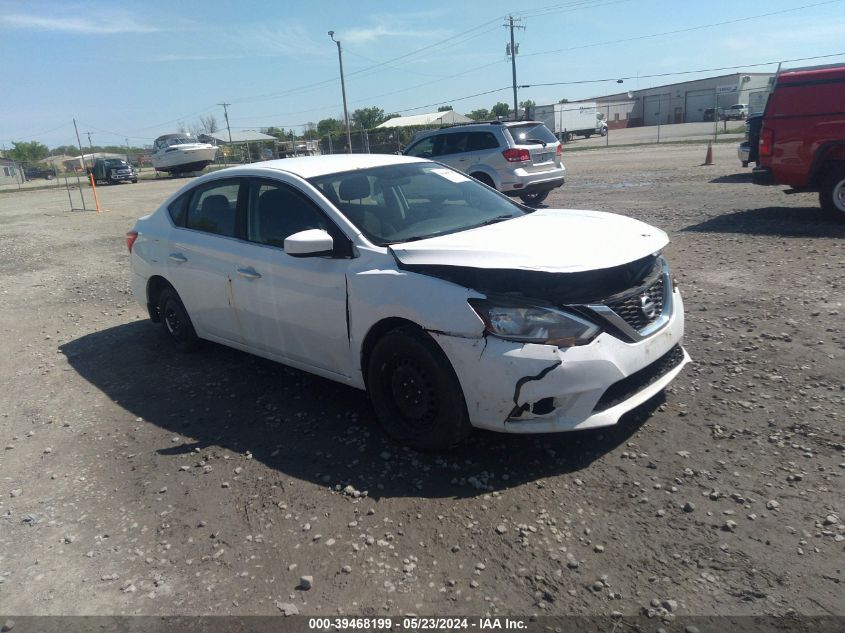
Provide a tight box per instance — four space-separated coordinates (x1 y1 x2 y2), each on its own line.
390 208 668 273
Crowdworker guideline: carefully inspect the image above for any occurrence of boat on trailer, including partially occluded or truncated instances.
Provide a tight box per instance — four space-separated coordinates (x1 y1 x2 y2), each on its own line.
151 133 218 174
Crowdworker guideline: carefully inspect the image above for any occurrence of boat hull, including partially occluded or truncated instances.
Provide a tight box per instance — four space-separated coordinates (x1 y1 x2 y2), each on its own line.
152 144 218 174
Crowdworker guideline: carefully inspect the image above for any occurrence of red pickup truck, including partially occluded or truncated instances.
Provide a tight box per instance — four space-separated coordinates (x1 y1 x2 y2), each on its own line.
752 64 845 218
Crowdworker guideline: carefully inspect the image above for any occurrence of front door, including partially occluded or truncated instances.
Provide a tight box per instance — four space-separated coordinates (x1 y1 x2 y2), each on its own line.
229 179 351 376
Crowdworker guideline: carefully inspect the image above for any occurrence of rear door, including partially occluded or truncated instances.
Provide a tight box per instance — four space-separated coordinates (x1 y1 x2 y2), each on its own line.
165 178 245 343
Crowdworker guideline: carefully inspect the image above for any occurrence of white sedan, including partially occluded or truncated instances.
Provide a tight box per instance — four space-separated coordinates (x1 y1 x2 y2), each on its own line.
128 154 688 450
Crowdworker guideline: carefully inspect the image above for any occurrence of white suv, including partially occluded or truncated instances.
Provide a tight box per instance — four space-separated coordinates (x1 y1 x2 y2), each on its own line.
724 104 749 120
403 121 565 205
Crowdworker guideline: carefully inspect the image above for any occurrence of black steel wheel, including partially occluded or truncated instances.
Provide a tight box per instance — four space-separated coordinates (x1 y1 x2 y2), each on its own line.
158 287 199 352
367 326 471 451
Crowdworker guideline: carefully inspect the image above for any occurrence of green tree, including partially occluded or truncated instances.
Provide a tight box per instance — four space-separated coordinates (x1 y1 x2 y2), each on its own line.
351 106 386 130
317 118 341 136
467 108 490 121
519 99 536 110
8 141 49 164
558 98 569 104
383 113 401 121
490 102 511 118
437 105 453 112
51 145 80 156
262 127 285 140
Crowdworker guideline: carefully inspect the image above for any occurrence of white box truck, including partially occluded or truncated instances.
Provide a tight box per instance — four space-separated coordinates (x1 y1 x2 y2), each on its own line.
533 102 602 141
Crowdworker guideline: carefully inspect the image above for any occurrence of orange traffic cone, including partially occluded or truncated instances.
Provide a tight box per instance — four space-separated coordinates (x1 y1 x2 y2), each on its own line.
704 141 713 165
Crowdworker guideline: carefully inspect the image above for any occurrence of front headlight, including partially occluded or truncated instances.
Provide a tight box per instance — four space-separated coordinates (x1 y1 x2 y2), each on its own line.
469 299 600 347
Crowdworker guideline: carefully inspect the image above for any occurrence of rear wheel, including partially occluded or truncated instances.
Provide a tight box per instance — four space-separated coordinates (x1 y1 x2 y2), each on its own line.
158 287 199 352
367 326 471 451
519 190 549 205
819 164 845 219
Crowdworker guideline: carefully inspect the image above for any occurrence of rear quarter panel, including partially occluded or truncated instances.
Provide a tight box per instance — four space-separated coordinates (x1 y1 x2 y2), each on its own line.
761 70 845 187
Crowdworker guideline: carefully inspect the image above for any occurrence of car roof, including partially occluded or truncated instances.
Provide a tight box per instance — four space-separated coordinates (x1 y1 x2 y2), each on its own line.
215 154 428 179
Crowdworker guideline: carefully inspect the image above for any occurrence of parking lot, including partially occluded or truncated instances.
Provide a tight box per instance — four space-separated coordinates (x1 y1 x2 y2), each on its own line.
0 142 842 618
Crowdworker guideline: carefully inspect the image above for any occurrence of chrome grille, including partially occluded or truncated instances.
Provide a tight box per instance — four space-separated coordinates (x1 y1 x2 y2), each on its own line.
606 276 665 331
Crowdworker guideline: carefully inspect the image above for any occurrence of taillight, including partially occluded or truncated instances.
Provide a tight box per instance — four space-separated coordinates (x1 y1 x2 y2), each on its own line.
556 143 562 156
502 148 530 162
126 230 138 253
759 128 773 158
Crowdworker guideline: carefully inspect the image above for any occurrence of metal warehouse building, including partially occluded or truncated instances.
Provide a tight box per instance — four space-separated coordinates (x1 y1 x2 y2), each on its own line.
583 72 774 127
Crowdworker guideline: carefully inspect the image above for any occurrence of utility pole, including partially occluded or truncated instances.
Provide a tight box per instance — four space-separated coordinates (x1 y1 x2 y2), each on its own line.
86 131 95 162
72 119 87 210
505 15 524 120
218 103 232 164
328 31 353 153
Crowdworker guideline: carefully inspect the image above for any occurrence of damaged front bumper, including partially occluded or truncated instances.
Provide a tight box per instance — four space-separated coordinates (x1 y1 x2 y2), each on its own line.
431 290 688 433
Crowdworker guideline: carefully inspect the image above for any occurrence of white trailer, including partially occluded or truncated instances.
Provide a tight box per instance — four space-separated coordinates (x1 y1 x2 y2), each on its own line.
533 102 602 141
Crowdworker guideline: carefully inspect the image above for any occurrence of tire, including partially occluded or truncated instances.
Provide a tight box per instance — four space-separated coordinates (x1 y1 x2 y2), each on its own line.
819 164 845 219
131 179 138 184
585 133 592 139
519 190 550 205
600 127 607 137
470 172 495 188
367 326 471 451
742 161 749 168
157 287 199 352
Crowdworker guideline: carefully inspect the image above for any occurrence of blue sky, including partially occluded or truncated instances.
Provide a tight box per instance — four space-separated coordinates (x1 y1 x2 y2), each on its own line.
2 0 844 148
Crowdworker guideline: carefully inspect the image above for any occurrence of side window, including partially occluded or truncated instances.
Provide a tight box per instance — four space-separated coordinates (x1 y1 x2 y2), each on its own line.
168 193 189 226
248 182 328 248
438 132 469 156
405 136 435 158
468 132 499 151
186 181 240 237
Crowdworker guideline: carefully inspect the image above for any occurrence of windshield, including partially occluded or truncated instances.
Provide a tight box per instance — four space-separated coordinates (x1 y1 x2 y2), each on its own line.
309 162 527 245
104 159 128 167
506 123 558 145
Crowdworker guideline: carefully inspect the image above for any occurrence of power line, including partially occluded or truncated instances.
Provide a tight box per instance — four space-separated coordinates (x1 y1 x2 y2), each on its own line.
520 52 845 88
1 121 74 143
515 0 633 19
227 20 506 106
220 50 845 132
521 0 845 59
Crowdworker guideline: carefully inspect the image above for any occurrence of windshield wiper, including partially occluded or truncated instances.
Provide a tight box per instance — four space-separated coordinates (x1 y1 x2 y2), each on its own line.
523 138 548 147
475 214 517 227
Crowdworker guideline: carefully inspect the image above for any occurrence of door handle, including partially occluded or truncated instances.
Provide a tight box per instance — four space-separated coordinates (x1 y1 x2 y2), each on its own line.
168 253 188 263
236 267 262 280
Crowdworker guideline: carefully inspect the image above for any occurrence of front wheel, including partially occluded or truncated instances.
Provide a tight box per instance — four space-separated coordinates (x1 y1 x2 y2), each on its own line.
819 165 845 219
600 127 607 137
367 326 471 451
519 190 549 205
158 287 199 352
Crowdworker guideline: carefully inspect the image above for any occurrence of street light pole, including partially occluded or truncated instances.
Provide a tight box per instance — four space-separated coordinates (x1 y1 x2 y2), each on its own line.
329 31 353 154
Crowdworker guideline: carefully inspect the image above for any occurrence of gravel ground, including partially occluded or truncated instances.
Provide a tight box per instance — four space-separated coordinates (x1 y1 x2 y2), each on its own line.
0 143 842 619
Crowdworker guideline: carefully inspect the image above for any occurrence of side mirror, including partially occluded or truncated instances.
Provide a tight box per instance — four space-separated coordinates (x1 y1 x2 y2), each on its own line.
284 229 334 257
